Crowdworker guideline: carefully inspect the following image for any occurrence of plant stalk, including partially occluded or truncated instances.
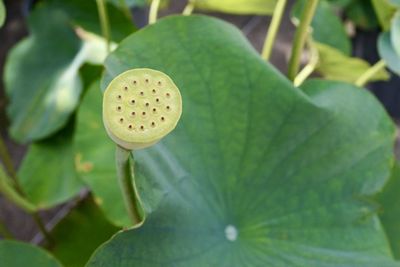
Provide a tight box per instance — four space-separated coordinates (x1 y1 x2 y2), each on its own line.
0 136 52 244
294 38 319 87
115 146 143 226
183 0 195 15
119 0 133 21
288 0 319 81
355 59 387 87
0 136 18 188
261 0 288 61
149 0 161 24
96 0 111 53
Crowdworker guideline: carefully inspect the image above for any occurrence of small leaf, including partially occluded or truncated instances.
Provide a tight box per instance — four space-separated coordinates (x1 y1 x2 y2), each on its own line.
379 32 400 75
75 81 131 227
0 0 5 27
293 0 351 55
0 240 62 267
315 42 390 83
51 198 119 267
376 162 400 259
87 15 398 266
194 0 277 15
391 11 400 57
17 120 84 209
371 0 396 31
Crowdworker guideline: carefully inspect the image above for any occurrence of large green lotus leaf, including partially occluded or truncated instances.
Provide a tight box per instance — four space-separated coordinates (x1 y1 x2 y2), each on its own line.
376 162 400 259
51 198 119 267
194 0 277 15
17 120 84 209
379 32 400 75
86 15 398 266
4 4 82 143
293 0 351 55
75 81 131 227
0 240 62 267
315 42 389 83
371 0 396 31
0 0 5 27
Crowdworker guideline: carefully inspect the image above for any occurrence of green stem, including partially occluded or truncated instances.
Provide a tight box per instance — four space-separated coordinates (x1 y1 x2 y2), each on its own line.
149 0 161 24
355 59 387 87
0 167 36 213
0 136 52 244
294 38 319 87
96 0 111 53
115 146 143 226
0 218 14 239
0 136 19 189
183 0 195 15
288 0 319 81
261 0 288 61
119 0 133 21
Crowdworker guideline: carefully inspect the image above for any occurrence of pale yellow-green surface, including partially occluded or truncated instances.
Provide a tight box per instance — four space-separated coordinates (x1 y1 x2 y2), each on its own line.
103 69 182 150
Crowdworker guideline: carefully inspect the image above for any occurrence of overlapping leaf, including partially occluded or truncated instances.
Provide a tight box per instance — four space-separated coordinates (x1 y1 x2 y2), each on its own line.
85 15 397 266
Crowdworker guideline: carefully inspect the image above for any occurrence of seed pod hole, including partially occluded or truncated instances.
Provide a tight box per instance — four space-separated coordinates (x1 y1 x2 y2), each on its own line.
156 98 160 103
133 80 137 85
145 102 150 107
152 89 156 94
145 78 149 83
140 92 144 96
166 93 170 98
166 106 171 111
128 125 133 130
142 112 146 116
124 86 128 91
140 125 145 130
152 108 157 113
158 81 162 86
131 99 135 104
117 106 122 111
117 95 122 100
151 122 156 127
161 117 165 121
131 111 136 116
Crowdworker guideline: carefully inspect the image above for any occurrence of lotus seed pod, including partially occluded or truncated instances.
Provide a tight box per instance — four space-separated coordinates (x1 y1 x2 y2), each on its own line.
103 68 182 150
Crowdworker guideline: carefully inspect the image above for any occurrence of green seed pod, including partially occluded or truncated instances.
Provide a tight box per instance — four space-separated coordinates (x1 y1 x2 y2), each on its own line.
103 68 182 150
